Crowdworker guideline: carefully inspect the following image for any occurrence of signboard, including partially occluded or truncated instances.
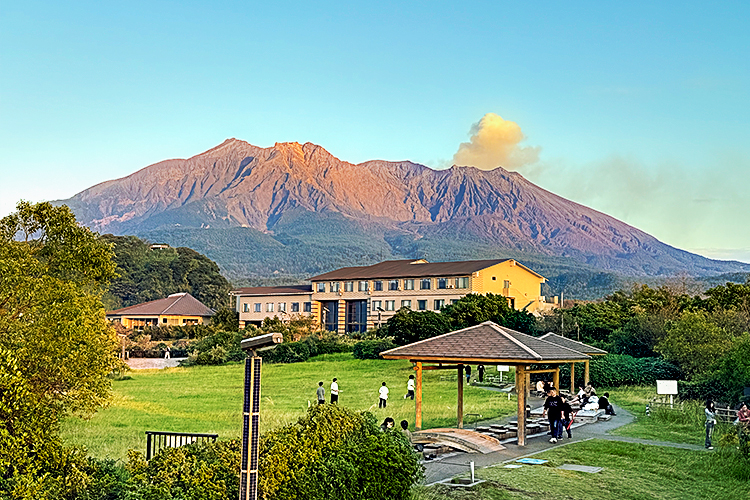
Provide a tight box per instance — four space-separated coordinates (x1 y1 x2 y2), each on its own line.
656 380 678 395
497 365 510 372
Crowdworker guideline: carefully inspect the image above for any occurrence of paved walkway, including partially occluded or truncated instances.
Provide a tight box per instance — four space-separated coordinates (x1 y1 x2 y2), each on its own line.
423 403 705 485
126 357 187 370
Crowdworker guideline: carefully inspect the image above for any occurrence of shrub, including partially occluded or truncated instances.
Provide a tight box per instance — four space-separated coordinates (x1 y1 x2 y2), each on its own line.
259 404 422 500
127 440 241 500
352 339 397 360
182 331 245 366
559 354 683 388
261 335 351 364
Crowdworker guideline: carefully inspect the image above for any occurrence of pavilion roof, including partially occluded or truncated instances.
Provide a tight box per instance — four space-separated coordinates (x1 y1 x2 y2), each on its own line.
380 321 591 364
538 332 608 356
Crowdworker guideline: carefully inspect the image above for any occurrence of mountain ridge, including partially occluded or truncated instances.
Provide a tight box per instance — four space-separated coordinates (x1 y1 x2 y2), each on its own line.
57 139 750 283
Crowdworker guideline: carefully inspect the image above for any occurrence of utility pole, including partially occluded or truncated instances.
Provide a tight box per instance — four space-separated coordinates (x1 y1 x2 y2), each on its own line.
560 291 564 336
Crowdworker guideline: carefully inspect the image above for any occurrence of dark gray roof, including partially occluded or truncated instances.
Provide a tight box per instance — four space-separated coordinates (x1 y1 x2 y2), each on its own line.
231 285 313 296
107 293 215 317
538 333 608 356
309 259 542 281
381 321 590 363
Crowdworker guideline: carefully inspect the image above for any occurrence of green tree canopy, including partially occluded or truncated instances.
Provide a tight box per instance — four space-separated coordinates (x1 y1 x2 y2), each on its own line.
0 201 121 497
101 234 230 311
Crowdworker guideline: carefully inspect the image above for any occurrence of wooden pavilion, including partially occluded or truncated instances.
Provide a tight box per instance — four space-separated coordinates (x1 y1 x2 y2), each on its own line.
380 321 592 446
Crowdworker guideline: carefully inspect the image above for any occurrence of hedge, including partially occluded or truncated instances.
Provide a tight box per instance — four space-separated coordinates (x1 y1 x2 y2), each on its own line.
558 354 683 388
352 339 396 360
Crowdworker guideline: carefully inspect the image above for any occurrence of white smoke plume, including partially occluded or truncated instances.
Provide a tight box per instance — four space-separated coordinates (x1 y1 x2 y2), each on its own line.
452 113 540 170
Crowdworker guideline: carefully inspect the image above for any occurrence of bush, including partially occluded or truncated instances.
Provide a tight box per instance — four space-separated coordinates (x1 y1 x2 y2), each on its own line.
352 339 397 360
261 335 351 364
127 440 241 500
559 354 683 388
182 331 245 366
259 404 422 500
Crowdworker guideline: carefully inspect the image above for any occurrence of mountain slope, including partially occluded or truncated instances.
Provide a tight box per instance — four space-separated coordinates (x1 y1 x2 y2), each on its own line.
58 139 750 281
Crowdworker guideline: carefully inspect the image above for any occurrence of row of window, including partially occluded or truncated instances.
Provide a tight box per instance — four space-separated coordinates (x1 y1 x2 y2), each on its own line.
243 302 313 313
316 277 470 293
372 298 454 312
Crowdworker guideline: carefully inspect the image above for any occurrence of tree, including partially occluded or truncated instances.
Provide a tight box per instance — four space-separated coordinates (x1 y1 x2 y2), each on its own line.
654 311 736 378
385 308 451 345
0 201 120 497
440 293 537 334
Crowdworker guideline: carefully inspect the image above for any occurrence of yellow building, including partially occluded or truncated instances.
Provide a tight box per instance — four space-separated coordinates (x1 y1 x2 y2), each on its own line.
232 259 555 332
106 292 215 329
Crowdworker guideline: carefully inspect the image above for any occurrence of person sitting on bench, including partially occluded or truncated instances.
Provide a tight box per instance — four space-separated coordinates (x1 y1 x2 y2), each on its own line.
598 392 616 415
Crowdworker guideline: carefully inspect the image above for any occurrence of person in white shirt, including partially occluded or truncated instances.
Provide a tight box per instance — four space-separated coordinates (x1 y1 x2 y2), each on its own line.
379 382 389 408
330 378 339 404
404 375 415 400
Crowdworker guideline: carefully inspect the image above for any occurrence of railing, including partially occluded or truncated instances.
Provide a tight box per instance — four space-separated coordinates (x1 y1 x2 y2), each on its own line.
464 413 482 429
145 431 219 460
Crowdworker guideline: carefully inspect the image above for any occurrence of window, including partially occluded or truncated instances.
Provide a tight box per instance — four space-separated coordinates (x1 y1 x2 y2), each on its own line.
401 300 411 309
434 299 445 311
404 279 415 290
278 302 286 313
291 302 300 313
503 280 510 289
266 303 274 312
417 300 427 311
316 282 325 293
455 277 469 289
450 299 459 305
492 276 497 281
385 300 395 311
243 303 250 313
163 317 168 324
437 278 448 289
330 282 340 293
344 281 354 292
372 300 382 311
420 278 431 290
254 303 261 313
389 279 399 291
358 281 369 292
304 302 312 313
374 280 383 291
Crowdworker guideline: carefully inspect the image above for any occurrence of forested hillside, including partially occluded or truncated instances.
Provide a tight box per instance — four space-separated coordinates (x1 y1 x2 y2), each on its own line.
101 235 230 311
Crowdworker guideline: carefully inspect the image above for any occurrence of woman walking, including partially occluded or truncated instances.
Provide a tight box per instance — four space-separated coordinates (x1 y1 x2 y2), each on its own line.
705 400 716 450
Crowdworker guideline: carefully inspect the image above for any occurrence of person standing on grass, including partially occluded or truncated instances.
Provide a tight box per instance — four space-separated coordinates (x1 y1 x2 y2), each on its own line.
330 378 339 404
543 388 564 443
705 400 716 450
379 382 389 408
736 402 749 440
464 365 471 383
477 364 485 383
316 381 325 405
404 375 415 400
164 346 170 360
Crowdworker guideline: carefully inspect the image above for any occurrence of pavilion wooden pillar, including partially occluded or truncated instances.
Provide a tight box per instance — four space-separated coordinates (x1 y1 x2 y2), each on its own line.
525 372 531 402
415 362 423 431
570 363 576 393
584 360 590 385
553 367 560 392
516 364 527 446
457 364 464 429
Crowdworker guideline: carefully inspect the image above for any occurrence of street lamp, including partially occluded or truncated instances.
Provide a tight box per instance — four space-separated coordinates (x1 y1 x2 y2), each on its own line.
376 306 384 328
239 332 283 500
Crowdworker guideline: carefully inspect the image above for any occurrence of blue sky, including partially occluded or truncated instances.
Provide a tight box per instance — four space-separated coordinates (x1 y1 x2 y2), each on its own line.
1 1 749 260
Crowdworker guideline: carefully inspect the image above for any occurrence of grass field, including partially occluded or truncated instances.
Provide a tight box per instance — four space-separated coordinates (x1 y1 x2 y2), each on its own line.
414 439 749 499
62 353 517 459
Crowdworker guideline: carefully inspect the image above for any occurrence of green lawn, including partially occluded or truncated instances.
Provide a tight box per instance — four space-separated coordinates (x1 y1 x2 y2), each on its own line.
62 353 517 459
415 439 749 499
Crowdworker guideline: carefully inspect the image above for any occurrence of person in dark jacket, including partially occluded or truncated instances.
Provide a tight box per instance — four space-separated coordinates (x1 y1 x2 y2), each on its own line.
560 397 573 438
598 392 616 415
543 389 564 443
477 364 485 382
464 365 472 383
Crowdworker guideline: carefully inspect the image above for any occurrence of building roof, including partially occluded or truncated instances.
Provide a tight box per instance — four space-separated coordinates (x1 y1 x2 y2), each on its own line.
380 321 590 363
309 259 543 281
107 293 215 317
230 284 313 296
538 332 608 356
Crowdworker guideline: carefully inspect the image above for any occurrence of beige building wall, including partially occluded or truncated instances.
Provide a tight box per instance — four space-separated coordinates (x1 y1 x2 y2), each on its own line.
474 260 546 313
236 293 314 327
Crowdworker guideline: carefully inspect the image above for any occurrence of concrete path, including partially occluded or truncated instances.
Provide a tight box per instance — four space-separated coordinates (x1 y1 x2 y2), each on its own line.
422 403 705 485
126 357 187 370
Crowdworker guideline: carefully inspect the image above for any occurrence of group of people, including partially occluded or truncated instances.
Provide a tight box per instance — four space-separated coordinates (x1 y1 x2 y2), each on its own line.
540 384 618 443
314 375 418 408
704 400 750 450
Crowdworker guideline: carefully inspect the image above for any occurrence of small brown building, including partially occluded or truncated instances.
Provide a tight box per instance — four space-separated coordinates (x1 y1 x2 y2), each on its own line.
106 293 215 329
